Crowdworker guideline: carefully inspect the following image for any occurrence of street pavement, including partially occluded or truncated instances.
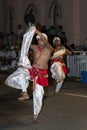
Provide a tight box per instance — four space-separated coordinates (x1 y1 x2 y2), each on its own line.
0 74 87 130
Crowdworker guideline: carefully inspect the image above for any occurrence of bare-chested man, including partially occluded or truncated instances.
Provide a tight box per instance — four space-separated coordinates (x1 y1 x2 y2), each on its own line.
29 30 53 123
5 26 53 123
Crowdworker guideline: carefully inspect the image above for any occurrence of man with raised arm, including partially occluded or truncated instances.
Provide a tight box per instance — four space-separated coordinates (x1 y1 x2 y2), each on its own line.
29 30 53 123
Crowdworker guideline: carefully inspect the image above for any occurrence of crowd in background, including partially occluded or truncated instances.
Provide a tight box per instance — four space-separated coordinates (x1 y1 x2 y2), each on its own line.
0 23 86 71
0 31 22 70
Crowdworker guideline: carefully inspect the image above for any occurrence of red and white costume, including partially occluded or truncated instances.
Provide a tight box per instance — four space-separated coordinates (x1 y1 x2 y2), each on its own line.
50 47 68 93
5 26 49 120
29 65 48 118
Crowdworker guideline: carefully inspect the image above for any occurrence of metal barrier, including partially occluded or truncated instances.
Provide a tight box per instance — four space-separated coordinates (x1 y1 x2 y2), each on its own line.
67 54 87 77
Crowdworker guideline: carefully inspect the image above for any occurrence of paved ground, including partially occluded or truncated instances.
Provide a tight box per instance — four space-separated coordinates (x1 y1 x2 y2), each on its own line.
0 74 87 130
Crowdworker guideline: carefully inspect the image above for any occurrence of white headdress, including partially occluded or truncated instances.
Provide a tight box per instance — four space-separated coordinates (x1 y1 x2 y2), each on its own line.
53 37 60 44
36 33 48 41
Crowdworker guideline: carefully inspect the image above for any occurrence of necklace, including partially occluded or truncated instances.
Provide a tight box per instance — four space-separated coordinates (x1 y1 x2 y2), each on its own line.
37 45 45 52
36 45 46 61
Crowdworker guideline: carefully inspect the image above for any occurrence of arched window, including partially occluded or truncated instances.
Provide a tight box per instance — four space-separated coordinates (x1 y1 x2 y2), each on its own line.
24 4 37 26
49 0 62 28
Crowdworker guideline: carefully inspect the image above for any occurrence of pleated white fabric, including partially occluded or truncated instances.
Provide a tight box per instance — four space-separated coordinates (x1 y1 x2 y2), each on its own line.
50 62 65 81
33 82 44 118
5 67 30 90
18 26 36 68
5 26 36 90
55 81 64 93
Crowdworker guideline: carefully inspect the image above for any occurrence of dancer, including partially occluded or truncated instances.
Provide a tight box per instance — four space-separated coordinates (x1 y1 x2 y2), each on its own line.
5 25 53 122
29 30 53 123
50 37 72 94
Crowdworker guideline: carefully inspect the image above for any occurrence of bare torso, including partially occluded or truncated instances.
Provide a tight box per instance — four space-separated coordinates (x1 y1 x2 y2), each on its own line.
30 44 53 69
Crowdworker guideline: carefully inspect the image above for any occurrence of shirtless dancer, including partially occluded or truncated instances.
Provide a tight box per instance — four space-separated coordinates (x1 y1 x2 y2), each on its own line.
5 26 53 122
29 30 53 122
50 37 72 94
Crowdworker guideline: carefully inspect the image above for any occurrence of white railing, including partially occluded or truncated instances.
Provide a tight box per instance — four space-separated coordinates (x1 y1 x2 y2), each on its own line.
67 53 87 78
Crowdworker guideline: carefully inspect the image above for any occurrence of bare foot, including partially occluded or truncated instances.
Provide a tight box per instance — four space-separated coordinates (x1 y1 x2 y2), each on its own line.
33 115 40 124
18 92 30 101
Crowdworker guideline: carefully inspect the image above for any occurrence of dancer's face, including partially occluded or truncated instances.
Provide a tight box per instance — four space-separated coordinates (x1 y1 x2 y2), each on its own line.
38 38 44 46
54 39 61 47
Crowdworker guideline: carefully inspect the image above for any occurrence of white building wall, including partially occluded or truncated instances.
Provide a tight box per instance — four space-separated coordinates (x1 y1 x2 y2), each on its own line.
0 0 4 32
80 0 87 46
73 0 80 45
1 0 87 47
58 0 73 45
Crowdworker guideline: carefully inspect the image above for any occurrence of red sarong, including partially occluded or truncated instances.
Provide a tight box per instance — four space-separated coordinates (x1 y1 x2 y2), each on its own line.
51 58 68 74
29 66 48 87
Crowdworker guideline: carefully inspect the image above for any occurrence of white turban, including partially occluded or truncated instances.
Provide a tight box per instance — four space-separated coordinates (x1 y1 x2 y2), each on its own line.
53 37 60 44
36 33 48 41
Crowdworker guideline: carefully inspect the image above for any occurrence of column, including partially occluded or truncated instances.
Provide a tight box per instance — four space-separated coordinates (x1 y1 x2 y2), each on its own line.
73 0 80 45
0 0 3 32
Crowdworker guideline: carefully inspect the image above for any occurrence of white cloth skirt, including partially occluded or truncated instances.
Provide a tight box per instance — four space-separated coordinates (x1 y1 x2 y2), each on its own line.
50 62 66 81
33 83 44 118
5 67 30 90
